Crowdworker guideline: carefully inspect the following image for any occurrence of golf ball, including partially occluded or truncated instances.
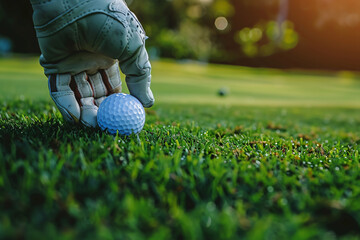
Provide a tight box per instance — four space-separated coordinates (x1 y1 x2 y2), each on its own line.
97 93 145 135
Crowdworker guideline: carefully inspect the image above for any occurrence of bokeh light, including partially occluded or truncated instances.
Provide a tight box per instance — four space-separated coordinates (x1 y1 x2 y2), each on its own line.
215 17 229 31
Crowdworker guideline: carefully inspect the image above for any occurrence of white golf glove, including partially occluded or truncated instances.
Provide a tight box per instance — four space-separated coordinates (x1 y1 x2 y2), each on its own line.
30 0 155 127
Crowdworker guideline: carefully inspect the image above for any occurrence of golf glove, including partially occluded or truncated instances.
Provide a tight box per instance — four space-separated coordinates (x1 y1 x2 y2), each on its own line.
30 0 154 127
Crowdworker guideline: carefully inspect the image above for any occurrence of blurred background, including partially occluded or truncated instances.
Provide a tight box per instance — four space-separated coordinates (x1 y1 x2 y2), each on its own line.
0 0 360 71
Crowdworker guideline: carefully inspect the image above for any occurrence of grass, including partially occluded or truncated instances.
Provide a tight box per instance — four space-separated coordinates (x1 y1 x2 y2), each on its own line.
0 56 360 239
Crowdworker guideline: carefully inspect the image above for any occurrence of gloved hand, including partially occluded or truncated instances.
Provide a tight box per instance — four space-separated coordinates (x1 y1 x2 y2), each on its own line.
30 0 154 127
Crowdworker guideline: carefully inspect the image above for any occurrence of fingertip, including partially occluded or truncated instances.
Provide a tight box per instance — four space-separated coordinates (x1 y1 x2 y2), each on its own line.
143 99 155 108
80 105 98 128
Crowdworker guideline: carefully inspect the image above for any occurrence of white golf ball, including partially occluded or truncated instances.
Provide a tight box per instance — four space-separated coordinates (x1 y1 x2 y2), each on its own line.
97 93 145 135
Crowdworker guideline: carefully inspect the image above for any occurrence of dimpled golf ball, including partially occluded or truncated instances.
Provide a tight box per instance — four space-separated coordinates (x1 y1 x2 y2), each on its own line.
97 93 145 135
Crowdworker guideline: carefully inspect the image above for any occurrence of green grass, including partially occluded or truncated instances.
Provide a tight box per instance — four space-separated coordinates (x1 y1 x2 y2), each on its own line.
1 56 360 239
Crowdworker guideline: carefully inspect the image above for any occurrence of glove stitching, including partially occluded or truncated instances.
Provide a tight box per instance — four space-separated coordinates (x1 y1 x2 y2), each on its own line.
126 29 131 59
88 75 96 97
93 16 111 52
99 75 107 97
74 73 93 98
94 18 114 53
135 47 147 76
74 76 84 97
91 73 107 98
105 64 117 89
37 11 119 37
82 105 98 110
34 0 94 29
86 75 96 98
51 91 74 97
128 11 146 36
33 0 132 37
100 70 112 95
74 21 81 51
63 0 68 11
35 1 130 38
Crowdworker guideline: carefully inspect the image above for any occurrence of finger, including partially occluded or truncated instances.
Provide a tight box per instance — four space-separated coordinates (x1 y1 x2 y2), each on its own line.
48 74 81 123
88 62 122 107
72 72 98 127
121 45 154 108
88 72 108 107
99 62 122 95
94 97 106 107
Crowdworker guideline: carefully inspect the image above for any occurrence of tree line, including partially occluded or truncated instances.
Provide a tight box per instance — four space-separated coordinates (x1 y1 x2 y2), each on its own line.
0 0 359 70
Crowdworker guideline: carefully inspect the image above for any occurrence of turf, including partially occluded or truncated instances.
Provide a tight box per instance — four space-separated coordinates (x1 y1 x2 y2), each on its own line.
0 56 360 239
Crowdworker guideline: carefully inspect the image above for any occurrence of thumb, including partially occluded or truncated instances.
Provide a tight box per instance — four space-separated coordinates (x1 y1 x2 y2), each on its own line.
126 74 154 108
121 44 155 108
